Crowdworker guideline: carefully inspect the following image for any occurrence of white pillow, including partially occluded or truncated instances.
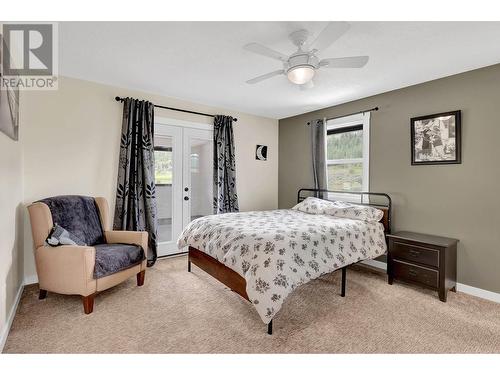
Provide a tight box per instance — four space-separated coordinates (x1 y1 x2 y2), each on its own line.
292 197 337 215
292 197 384 223
325 201 384 223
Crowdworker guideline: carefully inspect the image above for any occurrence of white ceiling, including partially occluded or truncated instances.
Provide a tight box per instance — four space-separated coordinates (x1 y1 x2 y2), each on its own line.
60 22 500 119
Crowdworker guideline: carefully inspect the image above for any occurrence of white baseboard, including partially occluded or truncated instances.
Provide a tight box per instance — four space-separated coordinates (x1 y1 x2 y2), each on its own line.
456 283 500 304
361 259 387 270
23 274 38 286
360 258 500 304
0 283 24 353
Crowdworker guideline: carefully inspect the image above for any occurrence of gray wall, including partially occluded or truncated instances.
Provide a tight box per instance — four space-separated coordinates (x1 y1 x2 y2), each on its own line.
279 63 500 293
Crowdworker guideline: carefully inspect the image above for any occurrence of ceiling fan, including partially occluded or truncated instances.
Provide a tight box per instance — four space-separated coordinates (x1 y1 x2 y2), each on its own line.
244 22 369 89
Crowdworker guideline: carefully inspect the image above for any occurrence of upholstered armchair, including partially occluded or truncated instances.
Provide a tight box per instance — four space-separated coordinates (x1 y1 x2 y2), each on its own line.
28 196 148 314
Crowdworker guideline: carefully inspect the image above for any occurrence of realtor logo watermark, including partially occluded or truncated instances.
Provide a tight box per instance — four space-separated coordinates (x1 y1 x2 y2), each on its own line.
1 22 58 90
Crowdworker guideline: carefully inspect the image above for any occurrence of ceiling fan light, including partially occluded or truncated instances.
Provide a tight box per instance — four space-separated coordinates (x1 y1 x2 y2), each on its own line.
287 65 315 85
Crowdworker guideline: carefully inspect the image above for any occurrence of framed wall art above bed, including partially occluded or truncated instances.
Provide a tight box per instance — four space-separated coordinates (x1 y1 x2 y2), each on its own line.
410 110 461 165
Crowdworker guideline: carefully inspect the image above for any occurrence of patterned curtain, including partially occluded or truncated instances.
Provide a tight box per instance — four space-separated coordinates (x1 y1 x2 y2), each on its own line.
311 118 328 199
213 115 239 214
113 98 158 266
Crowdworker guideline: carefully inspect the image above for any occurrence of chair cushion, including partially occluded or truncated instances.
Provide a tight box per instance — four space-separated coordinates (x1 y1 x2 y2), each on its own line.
38 195 105 246
93 243 145 278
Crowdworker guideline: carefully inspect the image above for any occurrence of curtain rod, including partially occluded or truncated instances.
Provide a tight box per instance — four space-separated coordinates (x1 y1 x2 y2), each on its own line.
115 96 238 122
306 107 379 125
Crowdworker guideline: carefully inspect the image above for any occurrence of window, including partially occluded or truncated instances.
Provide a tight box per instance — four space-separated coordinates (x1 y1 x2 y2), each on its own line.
326 113 370 193
154 146 173 185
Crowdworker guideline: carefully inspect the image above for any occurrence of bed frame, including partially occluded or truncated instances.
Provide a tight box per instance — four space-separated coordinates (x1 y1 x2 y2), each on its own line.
188 189 392 335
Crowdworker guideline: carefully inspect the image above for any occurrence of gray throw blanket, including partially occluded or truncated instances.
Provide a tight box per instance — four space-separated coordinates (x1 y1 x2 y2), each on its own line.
93 243 145 279
39 195 105 246
39 195 145 279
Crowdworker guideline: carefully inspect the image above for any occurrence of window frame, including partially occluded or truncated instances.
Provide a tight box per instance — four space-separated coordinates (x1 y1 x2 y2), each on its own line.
154 146 173 186
326 112 370 201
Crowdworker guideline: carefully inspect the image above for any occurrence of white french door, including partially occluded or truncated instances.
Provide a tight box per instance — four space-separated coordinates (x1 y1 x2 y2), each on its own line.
154 121 213 257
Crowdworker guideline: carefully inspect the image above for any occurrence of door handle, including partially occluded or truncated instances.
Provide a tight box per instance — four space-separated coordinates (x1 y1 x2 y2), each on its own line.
184 196 189 201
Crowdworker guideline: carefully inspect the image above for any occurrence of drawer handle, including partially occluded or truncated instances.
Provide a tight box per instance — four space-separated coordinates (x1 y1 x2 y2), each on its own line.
408 269 418 277
408 249 420 257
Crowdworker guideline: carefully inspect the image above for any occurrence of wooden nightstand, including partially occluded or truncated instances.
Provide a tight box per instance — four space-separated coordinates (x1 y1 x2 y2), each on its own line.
387 231 458 302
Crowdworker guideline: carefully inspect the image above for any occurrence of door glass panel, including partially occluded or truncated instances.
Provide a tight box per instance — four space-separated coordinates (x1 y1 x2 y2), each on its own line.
155 137 173 243
189 138 213 222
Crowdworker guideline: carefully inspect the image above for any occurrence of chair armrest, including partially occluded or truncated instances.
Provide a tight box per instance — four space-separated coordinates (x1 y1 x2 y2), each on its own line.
105 230 148 263
35 245 96 296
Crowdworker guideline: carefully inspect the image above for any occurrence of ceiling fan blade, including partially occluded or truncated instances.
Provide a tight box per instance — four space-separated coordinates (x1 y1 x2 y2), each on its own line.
246 70 285 84
243 43 288 62
299 80 314 91
319 56 369 68
310 22 350 52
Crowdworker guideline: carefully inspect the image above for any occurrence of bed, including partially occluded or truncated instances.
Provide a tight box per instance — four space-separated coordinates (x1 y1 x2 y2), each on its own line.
177 189 392 334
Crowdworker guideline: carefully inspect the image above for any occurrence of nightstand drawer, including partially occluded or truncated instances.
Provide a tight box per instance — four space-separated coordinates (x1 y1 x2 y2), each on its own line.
391 241 439 267
392 260 438 289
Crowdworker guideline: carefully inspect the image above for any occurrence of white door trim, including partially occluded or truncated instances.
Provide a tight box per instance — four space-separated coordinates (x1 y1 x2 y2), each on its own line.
154 119 213 257
182 127 213 230
155 124 183 257
155 116 213 131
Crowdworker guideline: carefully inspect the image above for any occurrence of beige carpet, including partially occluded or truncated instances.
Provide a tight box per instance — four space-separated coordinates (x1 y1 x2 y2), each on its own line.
4 255 500 353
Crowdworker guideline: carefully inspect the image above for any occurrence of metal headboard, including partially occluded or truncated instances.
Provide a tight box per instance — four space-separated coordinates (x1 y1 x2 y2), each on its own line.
297 188 392 235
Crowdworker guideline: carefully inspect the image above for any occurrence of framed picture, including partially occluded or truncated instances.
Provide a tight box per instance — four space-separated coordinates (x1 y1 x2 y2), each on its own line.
255 145 267 161
0 45 20 141
410 110 461 165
